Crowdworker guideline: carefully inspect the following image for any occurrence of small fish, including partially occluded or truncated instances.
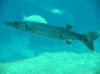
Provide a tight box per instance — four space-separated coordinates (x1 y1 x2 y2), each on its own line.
5 22 100 51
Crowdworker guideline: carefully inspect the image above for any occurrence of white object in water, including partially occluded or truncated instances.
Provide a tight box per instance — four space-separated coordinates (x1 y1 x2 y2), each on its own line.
23 14 47 24
51 8 63 15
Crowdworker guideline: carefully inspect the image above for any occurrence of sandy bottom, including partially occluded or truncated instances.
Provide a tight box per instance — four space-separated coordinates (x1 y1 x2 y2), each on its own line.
0 52 100 74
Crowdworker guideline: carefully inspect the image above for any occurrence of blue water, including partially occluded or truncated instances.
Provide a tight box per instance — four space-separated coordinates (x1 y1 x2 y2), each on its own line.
0 0 100 62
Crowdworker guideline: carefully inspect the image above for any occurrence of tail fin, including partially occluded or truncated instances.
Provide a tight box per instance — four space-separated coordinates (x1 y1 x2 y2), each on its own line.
80 31 100 51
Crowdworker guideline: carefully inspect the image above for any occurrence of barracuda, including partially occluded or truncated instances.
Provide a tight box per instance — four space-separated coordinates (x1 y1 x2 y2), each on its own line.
5 22 100 51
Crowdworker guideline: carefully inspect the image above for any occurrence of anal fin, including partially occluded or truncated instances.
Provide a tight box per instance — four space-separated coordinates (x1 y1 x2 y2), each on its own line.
65 40 72 45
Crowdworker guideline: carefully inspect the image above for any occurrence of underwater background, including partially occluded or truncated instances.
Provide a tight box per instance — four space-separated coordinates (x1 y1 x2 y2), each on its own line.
0 0 100 74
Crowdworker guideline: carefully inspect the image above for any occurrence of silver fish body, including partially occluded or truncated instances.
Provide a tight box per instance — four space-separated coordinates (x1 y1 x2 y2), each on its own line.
5 22 80 40
25 22 80 40
5 21 99 51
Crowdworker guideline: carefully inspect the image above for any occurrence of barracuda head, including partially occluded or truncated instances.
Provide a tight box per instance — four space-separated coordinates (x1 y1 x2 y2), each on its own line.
5 22 27 31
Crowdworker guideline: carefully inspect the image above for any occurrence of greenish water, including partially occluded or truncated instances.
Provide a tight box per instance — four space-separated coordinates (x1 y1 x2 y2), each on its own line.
0 0 100 73
0 0 100 64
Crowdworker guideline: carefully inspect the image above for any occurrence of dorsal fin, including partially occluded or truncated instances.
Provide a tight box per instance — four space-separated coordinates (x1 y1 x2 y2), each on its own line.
65 24 73 30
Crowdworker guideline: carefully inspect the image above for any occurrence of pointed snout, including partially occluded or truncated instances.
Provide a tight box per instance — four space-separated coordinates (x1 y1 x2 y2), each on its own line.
4 22 12 26
4 22 16 28
4 22 9 25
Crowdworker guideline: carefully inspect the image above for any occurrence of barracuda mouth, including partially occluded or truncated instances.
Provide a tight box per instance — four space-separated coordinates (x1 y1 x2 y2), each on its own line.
4 22 28 31
4 22 19 28
5 22 14 26
5 22 10 26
